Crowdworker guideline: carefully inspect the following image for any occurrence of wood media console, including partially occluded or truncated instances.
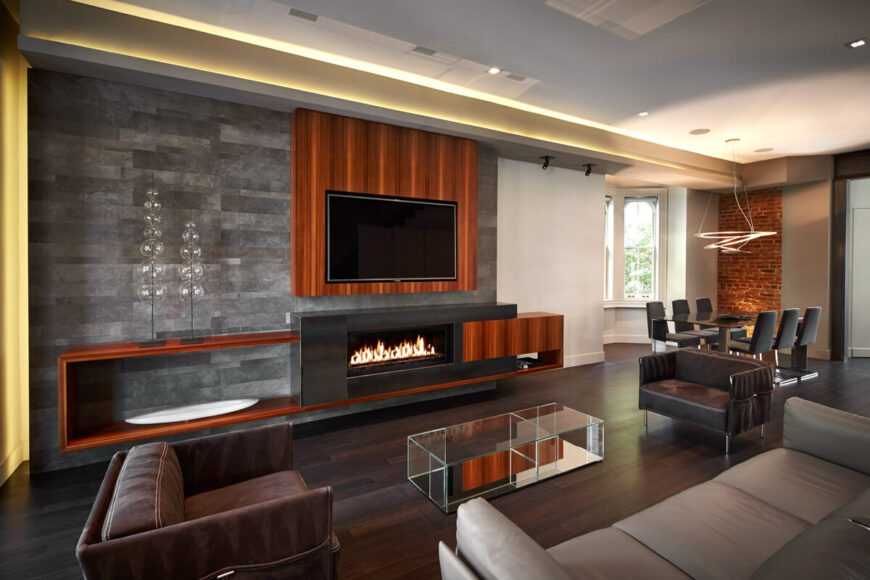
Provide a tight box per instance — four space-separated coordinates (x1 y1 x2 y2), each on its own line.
58 304 563 452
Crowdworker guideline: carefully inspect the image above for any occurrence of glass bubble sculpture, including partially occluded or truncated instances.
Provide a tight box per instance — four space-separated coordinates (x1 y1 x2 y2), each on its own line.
179 219 205 302
137 185 167 303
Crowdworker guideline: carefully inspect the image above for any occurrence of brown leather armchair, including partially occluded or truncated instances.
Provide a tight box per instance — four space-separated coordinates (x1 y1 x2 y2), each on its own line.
639 348 774 453
76 423 339 579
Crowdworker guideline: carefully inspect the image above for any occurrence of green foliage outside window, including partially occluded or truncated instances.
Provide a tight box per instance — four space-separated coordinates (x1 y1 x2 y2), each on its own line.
624 200 656 299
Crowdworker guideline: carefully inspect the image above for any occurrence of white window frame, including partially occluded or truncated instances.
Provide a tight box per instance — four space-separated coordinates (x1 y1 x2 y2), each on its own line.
604 189 668 305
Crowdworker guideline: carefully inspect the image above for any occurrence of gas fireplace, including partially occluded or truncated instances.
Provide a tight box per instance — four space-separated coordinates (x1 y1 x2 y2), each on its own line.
347 325 451 377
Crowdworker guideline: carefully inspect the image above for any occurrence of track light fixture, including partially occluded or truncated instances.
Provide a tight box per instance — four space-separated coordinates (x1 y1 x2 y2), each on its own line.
584 163 595 176
540 155 553 170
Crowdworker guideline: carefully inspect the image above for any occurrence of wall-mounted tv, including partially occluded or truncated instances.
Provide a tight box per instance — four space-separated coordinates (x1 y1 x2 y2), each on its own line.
326 191 458 283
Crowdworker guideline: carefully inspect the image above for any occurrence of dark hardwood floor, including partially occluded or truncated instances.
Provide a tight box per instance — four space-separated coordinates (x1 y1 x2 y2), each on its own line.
3 344 869 579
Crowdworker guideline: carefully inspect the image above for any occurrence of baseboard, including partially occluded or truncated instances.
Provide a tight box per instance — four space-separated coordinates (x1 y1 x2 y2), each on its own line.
603 334 650 345
564 351 606 367
849 347 870 358
0 441 26 486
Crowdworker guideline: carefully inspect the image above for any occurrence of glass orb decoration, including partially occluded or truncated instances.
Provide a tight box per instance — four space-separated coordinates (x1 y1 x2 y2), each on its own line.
143 213 161 227
180 244 202 260
138 282 168 301
143 198 161 212
140 239 165 257
178 262 204 281
179 282 204 300
143 225 162 239
137 258 166 278
181 228 200 244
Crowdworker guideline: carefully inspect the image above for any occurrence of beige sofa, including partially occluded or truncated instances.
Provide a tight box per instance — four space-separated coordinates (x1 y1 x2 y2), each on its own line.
440 397 870 579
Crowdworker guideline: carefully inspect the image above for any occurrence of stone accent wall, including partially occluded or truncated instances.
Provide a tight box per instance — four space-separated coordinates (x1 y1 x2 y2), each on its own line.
717 187 782 312
28 70 497 472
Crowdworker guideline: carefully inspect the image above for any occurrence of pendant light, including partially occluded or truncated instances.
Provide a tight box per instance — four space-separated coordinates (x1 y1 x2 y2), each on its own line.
694 138 776 253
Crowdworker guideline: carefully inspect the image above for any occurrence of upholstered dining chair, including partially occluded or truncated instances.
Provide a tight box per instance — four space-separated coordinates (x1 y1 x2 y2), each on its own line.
770 308 801 367
730 311 777 359
696 297 748 340
672 299 719 346
796 307 822 349
646 301 702 352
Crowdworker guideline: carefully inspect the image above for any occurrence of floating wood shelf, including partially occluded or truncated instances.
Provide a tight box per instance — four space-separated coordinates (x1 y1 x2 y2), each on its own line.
58 314 564 453
58 331 300 453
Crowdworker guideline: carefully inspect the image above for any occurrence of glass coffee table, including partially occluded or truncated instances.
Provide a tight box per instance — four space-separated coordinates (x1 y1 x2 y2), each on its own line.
407 403 603 513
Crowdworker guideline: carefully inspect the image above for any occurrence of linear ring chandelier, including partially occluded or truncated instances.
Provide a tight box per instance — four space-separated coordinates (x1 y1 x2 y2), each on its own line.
694 138 776 253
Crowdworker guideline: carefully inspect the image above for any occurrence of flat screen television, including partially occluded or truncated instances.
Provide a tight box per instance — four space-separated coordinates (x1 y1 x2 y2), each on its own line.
326 191 458 283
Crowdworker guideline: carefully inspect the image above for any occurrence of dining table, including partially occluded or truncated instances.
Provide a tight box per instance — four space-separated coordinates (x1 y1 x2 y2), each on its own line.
652 310 817 384
653 310 758 354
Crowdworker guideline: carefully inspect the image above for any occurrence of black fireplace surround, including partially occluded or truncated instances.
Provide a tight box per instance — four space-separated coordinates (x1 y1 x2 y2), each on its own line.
293 303 516 406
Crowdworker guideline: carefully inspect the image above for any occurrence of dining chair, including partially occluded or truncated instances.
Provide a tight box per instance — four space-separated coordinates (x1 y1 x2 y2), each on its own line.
796 307 822 349
646 301 702 352
729 311 777 359
696 297 748 340
672 299 719 346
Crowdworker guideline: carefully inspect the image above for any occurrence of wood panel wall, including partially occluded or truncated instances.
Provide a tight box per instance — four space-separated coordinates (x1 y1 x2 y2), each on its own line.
290 109 478 296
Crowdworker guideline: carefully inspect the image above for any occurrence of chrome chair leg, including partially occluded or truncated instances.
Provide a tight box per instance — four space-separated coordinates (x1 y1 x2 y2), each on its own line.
760 424 765 439
644 410 648 428
725 435 730 455
774 350 779 367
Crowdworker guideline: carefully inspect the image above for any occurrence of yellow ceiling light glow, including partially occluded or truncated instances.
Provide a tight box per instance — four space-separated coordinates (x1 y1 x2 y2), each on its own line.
68 0 728 162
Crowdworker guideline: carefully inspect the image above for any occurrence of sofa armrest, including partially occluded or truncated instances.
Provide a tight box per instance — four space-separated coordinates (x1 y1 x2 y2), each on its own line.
172 422 293 496
439 541 479 580
77 485 334 580
783 397 870 475
638 351 677 386
455 498 570 580
729 364 774 400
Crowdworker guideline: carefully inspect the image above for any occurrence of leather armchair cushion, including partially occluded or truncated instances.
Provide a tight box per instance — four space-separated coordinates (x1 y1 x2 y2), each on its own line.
439 541 478 580
674 348 759 390
547 527 689 579
184 471 308 521
713 448 870 524
751 518 870 580
455 498 570 580
101 443 185 541
639 380 729 432
613 481 809 580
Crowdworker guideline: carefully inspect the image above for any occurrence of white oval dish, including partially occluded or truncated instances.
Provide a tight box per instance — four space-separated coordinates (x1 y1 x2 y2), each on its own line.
125 398 259 425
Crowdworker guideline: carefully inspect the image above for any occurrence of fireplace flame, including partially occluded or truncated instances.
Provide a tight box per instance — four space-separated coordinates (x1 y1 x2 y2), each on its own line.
349 335 437 366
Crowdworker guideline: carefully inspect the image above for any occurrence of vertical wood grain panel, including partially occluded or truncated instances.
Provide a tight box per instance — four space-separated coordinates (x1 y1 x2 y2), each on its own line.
291 109 478 296
462 319 520 361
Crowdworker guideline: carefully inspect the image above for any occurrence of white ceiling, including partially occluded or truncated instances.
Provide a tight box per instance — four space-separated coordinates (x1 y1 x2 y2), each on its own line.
68 0 870 162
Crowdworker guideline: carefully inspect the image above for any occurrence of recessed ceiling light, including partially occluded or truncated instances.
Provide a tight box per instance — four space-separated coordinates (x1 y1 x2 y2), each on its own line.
754 147 774 153
637 111 649 117
689 128 710 135
846 37 867 49
487 67 501 75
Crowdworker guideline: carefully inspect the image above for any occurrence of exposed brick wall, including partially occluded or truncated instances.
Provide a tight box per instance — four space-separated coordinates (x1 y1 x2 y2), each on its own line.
717 187 782 312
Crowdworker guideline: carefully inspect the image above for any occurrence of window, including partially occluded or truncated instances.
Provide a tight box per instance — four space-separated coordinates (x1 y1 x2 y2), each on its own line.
603 190 664 303
604 196 613 300
623 198 658 299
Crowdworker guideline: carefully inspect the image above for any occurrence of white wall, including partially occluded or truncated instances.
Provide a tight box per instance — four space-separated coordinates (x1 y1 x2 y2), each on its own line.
847 178 870 357
782 180 831 359
685 189 719 307
603 306 649 344
666 187 687 304
497 158 605 367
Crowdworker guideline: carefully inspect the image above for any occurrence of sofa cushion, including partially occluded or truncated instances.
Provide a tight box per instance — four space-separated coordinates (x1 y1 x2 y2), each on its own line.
640 379 730 432
184 470 307 521
714 448 870 524
751 517 870 579
674 348 758 390
456 498 570 580
613 481 809 580
101 442 185 541
547 527 690 579
783 397 870 476
824 488 870 528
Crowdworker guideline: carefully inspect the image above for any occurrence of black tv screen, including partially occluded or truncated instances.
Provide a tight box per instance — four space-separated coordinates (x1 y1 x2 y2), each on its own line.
326 191 457 283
